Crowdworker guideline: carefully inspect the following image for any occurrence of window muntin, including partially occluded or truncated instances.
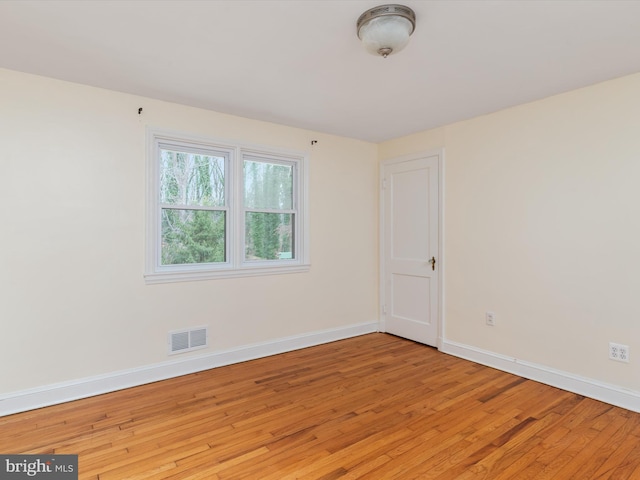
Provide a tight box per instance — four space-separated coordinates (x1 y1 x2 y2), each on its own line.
146 129 309 283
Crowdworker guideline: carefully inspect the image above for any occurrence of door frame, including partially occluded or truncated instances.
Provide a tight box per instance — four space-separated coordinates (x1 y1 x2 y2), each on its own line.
379 148 445 349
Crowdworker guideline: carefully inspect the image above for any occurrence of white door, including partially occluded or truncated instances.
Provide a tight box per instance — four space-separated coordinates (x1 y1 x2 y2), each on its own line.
381 152 440 346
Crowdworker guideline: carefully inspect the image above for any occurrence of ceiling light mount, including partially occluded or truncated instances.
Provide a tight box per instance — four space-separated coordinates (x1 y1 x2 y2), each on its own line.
357 4 416 58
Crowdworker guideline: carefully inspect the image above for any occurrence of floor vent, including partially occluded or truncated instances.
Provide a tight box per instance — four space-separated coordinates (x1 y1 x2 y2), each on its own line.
169 326 208 355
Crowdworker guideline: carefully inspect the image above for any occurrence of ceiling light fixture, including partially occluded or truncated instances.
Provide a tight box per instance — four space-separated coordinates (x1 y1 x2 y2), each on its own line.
357 4 416 58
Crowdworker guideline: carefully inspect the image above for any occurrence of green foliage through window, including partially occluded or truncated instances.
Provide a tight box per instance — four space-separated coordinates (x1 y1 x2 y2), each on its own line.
245 212 293 260
162 209 226 265
147 130 307 281
244 159 294 261
159 147 227 265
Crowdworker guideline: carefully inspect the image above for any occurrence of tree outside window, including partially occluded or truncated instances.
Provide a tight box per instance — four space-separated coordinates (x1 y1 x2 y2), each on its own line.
145 129 309 283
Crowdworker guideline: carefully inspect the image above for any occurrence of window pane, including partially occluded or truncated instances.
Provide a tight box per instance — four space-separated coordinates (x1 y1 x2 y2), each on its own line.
161 209 226 265
160 149 225 207
244 160 293 209
245 212 294 261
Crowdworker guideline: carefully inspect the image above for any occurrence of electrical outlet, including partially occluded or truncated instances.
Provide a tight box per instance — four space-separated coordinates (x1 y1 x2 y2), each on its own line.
486 311 496 326
609 342 630 363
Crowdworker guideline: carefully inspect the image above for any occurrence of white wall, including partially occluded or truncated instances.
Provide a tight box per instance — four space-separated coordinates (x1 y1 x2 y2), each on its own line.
380 73 640 394
0 68 379 396
4 65 639 412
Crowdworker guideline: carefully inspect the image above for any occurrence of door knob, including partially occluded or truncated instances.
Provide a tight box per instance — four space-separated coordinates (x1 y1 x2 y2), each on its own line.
429 256 436 271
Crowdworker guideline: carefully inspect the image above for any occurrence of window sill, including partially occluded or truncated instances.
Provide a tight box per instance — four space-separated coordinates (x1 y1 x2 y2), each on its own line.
144 264 311 284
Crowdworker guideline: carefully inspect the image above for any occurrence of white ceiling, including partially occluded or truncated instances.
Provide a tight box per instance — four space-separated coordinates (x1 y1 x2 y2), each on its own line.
1 0 640 142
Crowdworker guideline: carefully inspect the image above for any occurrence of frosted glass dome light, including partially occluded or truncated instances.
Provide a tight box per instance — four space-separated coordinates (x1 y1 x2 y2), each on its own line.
357 4 416 58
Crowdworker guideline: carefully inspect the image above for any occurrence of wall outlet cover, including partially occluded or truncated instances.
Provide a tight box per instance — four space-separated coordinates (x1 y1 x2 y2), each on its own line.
486 311 496 326
609 342 630 363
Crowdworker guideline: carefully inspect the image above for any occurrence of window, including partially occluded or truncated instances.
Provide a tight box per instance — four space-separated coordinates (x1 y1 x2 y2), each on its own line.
146 129 309 283
159 144 228 266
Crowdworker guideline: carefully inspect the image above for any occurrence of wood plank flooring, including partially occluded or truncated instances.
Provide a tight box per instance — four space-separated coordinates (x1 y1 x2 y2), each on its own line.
1 333 640 479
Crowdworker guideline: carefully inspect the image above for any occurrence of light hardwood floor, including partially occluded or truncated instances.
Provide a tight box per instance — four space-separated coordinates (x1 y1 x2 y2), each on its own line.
2 333 640 479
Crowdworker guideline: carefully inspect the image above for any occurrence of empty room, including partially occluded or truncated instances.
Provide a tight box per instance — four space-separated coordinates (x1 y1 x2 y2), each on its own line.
1 1 640 478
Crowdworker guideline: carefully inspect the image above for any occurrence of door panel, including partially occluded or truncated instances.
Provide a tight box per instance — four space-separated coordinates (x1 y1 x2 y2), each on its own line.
391 274 430 322
392 169 430 260
382 153 440 346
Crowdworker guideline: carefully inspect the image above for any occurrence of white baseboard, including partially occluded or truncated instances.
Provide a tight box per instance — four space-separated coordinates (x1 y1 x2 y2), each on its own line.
441 339 640 413
0 322 379 417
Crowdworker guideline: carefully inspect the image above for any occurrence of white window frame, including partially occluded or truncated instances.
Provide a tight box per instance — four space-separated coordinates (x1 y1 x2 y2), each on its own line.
145 128 310 284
